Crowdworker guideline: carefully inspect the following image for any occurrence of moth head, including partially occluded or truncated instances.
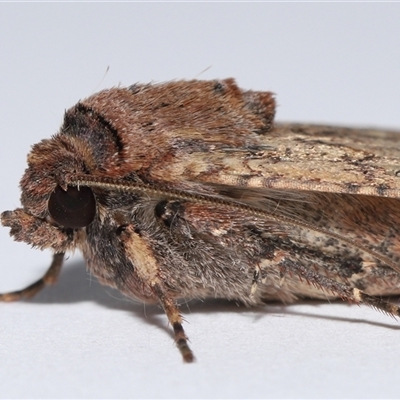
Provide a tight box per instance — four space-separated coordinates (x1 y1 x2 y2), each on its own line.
18 134 98 229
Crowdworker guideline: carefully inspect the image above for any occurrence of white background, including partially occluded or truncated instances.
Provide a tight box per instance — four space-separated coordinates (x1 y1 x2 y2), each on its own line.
1 3 400 399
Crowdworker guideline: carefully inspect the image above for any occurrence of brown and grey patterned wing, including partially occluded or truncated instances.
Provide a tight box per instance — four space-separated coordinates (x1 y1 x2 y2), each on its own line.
187 123 400 198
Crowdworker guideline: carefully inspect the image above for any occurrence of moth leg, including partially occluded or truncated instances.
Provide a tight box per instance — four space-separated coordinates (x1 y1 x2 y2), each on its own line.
250 263 261 298
283 260 400 317
0 252 64 301
151 282 194 363
351 288 400 317
120 225 194 362
251 263 269 299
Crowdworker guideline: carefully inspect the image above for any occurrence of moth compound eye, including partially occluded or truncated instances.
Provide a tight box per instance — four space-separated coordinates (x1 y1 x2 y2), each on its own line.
48 185 96 229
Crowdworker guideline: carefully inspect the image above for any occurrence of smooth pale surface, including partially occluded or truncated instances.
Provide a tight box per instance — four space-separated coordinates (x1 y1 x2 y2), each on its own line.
1 3 400 399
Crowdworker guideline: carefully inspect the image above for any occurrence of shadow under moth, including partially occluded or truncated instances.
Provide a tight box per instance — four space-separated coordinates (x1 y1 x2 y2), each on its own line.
2 78 400 362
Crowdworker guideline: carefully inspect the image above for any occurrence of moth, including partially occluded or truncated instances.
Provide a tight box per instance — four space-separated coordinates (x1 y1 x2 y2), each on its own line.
2 78 400 362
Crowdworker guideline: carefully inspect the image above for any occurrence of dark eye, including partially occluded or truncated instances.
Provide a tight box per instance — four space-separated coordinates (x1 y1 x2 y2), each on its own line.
48 185 96 229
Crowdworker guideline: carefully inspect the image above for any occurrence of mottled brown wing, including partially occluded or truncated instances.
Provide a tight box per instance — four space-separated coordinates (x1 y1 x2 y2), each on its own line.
181 123 400 198
166 122 400 285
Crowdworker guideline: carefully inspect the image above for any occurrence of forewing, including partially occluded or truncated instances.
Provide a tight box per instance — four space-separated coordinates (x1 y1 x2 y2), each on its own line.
175 123 400 198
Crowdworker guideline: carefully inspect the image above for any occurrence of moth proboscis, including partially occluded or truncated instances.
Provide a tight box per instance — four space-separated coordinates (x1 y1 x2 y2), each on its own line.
2 78 400 362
